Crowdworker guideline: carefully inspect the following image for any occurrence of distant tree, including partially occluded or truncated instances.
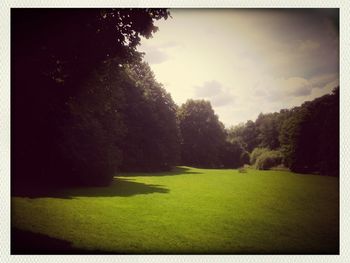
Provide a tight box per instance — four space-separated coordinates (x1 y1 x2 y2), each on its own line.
242 120 259 152
178 100 226 168
279 87 339 176
279 107 307 171
220 139 249 168
227 123 245 146
226 120 259 153
255 112 280 150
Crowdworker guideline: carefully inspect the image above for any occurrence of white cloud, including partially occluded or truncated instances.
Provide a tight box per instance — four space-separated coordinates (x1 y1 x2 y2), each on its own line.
298 40 320 52
195 80 222 97
194 80 235 107
142 47 169 64
139 41 181 64
281 77 312 97
309 73 339 88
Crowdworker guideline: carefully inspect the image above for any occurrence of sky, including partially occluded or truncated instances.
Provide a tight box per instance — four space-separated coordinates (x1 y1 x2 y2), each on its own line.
137 9 339 127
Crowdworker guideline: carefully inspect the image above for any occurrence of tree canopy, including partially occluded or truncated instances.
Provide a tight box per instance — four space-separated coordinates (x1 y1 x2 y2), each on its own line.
12 8 172 187
177 100 226 168
228 87 339 176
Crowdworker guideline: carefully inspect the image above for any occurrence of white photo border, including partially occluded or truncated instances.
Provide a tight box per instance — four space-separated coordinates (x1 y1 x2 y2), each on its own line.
1 1 349 262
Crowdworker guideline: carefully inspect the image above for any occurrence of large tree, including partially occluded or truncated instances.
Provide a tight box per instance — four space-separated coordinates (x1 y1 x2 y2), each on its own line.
12 9 170 187
178 100 226 168
255 112 280 150
227 120 259 153
279 87 339 176
118 62 180 172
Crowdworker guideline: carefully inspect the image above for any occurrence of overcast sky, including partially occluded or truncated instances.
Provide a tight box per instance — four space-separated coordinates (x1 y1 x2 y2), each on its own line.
137 9 339 127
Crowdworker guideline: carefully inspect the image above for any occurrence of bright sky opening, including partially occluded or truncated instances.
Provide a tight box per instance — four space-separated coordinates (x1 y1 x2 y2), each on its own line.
138 9 339 127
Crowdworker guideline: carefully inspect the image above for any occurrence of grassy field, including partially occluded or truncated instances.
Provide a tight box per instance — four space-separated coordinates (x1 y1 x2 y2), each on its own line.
12 167 339 254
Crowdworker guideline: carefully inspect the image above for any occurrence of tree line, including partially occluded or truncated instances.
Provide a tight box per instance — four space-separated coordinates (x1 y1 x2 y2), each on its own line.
227 88 339 176
12 9 339 190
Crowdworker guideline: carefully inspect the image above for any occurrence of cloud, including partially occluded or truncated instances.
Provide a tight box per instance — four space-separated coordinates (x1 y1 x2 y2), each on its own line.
195 80 222 97
139 41 181 65
158 41 182 49
309 73 338 89
283 77 312 96
323 79 339 91
253 78 310 100
211 93 235 107
142 48 169 64
195 80 235 107
298 40 320 52
249 72 339 119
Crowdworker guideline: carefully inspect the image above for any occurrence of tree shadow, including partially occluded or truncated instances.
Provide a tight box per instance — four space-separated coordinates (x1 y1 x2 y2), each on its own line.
11 228 109 254
12 227 339 255
119 166 202 177
12 177 169 199
12 228 74 254
12 167 201 199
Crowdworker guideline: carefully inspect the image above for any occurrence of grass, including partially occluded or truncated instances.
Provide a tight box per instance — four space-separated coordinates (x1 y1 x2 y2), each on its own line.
12 166 339 254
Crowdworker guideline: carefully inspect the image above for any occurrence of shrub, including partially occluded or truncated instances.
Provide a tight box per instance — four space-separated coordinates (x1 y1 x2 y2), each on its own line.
255 150 283 170
250 147 269 165
238 167 247 173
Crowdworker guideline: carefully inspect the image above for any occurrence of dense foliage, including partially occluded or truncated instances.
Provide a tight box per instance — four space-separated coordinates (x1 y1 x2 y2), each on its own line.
177 100 226 168
279 88 339 175
119 62 180 172
229 88 339 176
250 147 269 166
220 140 250 169
177 100 249 169
12 8 173 187
255 150 283 170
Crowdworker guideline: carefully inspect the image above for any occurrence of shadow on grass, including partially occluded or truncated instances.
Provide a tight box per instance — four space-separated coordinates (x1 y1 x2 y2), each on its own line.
12 177 169 199
11 228 106 254
12 228 73 254
12 167 200 199
12 227 339 255
119 166 203 177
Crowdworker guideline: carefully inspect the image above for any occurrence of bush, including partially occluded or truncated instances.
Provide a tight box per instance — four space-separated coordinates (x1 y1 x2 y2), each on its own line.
250 147 269 165
238 167 247 173
255 150 283 170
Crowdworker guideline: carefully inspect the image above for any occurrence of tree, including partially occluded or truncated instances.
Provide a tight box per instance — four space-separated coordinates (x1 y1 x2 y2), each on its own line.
242 120 259 152
227 121 259 153
119 62 180 172
227 123 246 149
178 100 226 168
317 87 339 176
56 59 136 186
255 112 280 150
12 9 170 187
220 139 249 168
279 87 339 176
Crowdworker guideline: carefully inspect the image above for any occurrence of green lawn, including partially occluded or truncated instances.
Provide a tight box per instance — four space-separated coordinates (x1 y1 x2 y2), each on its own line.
12 167 339 254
